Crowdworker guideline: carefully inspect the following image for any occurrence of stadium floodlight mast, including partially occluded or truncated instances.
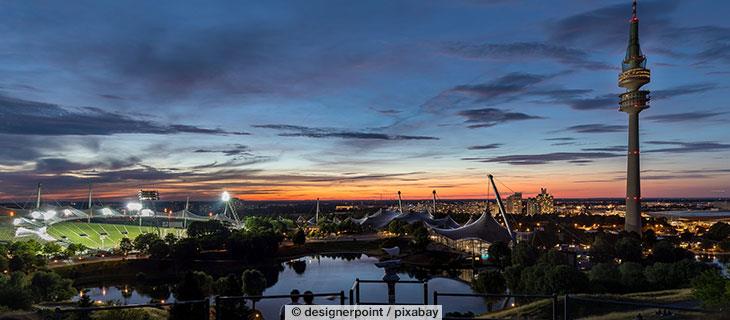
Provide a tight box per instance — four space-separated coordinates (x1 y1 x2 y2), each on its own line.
221 190 241 227
127 202 143 226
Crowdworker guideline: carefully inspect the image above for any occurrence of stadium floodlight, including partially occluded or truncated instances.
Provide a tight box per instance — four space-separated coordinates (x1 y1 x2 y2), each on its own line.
221 191 231 202
44 210 57 220
101 208 113 216
63 209 72 217
31 211 42 219
140 209 154 216
126 202 143 211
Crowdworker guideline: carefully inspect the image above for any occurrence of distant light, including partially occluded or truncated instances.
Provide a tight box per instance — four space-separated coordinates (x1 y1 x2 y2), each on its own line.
126 202 143 211
12 218 23 226
101 208 113 216
63 209 72 216
31 211 42 219
140 209 154 216
221 191 231 202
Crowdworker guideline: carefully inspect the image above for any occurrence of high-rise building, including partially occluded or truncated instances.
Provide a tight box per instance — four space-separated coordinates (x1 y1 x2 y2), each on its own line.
526 198 540 216
618 0 650 235
535 188 555 214
505 192 523 215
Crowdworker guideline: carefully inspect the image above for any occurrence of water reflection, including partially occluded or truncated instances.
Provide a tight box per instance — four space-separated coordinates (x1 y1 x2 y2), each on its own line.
76 254 488 319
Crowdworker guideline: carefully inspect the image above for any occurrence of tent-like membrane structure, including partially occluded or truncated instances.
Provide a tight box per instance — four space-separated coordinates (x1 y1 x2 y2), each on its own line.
429 212 512 255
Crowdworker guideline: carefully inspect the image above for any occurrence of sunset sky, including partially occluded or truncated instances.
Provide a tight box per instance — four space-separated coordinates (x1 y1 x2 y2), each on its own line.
1 0 728 202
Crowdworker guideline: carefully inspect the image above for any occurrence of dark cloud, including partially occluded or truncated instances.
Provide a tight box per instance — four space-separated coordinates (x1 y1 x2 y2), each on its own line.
467 143 502 150
442 41 612 69
645 141 730 153
422 72 554 111
564 124 627 133
547 0 680 49
645 111 725 123
449 73 550 102
253 124 438 140
457 108 543 128
462 151 621 165
545 137 576 141
0 94 250 136
651 83 719 100
34 157 141 173
193 144 252 157
582 146 627 152
559 93 617 111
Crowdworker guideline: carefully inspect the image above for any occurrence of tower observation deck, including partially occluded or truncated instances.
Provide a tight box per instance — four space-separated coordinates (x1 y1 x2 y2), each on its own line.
619 0 650 235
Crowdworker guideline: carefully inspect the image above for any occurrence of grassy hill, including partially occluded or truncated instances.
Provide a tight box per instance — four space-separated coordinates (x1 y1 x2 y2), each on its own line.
47 221 184 249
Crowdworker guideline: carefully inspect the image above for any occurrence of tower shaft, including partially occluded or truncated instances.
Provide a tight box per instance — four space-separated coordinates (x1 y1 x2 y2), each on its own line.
618 0 650 235
625 111 642 234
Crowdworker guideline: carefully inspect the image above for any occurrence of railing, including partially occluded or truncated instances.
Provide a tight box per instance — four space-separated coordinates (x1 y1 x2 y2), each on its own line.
45 298 210 320
351 278 428 305
434 292 559 320
215 292 346 320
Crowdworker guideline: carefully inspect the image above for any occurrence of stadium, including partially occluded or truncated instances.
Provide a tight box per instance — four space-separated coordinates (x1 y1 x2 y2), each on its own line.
0 187 241 250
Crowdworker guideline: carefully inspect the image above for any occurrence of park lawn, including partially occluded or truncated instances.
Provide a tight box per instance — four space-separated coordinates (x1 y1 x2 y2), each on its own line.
0 216 15 241
47 221 185 249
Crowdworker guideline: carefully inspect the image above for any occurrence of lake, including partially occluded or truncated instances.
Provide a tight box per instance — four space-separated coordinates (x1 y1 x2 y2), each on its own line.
76 254 495 319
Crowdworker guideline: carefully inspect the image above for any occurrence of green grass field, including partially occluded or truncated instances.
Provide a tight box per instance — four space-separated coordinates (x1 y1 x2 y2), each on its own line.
47 221 185 249
0 216 16 242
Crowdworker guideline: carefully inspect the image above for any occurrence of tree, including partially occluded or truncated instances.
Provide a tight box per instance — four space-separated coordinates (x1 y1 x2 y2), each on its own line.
387 220 408 235
29 271 76 302
615 236 643 263
64 243 87 257
0 271 33 310
692 269 730 309
242 269 267 297
503 265 524 293
705 222 730 241
119 237 134 256
171 238 200 262
488 241 511 269
651 240 693 263
147 239 170 259
511 242 538 267
292 228 306 245
642 229 657 248
589 263 621 293
133 233 160 253
175 271 213 300
410 224 430 251
590 234 616 263
42 242 63 257
164 233 178 246
472 270 506 294
618 262 646 292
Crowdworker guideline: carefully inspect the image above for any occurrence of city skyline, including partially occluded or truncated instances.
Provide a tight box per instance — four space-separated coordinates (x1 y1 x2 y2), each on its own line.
1 0 729 201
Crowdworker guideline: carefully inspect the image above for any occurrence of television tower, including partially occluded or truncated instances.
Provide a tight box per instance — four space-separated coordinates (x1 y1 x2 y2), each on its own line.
619 0 650 235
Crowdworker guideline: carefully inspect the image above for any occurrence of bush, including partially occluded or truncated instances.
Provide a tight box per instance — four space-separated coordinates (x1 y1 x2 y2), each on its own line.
692 269 730 309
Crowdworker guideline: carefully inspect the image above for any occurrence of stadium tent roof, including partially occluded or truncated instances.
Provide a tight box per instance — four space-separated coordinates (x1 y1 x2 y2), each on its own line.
429 212 511 243
358 209 400 229
461 216 476 227
395 211 460 229
171 209 211 221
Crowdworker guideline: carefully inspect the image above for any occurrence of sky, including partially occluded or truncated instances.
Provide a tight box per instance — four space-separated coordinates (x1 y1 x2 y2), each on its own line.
0 0 729 202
